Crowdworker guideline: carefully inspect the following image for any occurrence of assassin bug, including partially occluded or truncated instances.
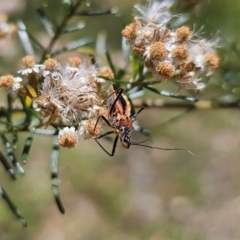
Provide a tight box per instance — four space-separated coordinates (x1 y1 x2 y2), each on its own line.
94 84 193 156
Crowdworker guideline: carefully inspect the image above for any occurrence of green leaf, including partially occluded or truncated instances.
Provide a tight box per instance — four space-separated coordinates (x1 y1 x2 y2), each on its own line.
21 133 34 165
129 56 138 79
63 22 85 34
145 86 198 102
1 134 24 175
232 87 240 94
32 128 57 136
61 0 72 16
26 107 41 120
127 87 145 99
18 97 32 125
105 51 116 78
116 68 125 79
27 32 45 50
0 150 16 180
51 38 93 57
0 185 27 227
122 37 131 64
62 0 71 5
16 20 35 56
51 136 65 214
12 132 18 149
75 8 118 16
36 8 55 37
0 119 14 127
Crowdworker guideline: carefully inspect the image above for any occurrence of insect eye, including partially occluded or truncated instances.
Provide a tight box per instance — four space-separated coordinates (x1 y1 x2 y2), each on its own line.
120 126 125 132
122 136 130 148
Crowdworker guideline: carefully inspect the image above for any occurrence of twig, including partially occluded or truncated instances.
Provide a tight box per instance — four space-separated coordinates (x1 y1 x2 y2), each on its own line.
40 1 82 62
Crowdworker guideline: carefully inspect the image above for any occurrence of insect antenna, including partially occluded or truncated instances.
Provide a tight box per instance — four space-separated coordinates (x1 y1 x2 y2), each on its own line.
95 135 119 156
130 142 194 156
131 107 144 121
132 139 152 145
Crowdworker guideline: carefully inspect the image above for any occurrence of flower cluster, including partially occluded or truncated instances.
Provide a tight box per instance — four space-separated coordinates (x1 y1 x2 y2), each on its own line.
0 56 114 148
0 13 17 38
122 0 219 91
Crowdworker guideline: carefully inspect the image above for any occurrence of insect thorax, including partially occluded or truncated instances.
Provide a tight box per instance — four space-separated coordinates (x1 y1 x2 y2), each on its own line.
111 113 133 149
112 113 133 129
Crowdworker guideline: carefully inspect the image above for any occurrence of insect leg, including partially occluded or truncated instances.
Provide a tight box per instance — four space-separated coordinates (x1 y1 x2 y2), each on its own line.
95 130 115 139
103 86 124 104
94 115 112 131
94 85 124 130
95 135 119 156
109 88 124 115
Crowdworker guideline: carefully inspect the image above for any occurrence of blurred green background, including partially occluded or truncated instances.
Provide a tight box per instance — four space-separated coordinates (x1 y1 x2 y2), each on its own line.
1 0 240 239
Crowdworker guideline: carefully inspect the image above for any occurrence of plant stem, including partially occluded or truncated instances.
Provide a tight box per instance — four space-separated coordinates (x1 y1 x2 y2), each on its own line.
40 0 82 62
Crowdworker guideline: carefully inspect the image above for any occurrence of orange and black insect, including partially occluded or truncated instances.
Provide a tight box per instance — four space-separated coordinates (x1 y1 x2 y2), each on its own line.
94 84 192 156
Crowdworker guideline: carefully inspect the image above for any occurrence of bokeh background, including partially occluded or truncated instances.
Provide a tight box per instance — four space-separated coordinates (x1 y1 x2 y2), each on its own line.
1 0 240 239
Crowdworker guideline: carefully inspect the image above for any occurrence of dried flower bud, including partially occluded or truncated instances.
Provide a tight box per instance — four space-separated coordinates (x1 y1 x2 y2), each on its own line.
156 61 175 79
0 74 22 91
176 26 191 42
58 127 78 148
0 13 17 37
173 45 189 60
133 46 146 54
43 58 62 80
0 74 14 88
44 58 59 71
96 106 109 119
79 119 102 140
148 42 167 59
18 56 44 76
21 56 36 68
86 119 101 137
68 57 82 67
121 0 219 91
204 53 219 69
98 66 114 80
122 20 140 41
